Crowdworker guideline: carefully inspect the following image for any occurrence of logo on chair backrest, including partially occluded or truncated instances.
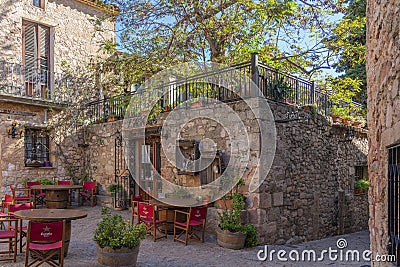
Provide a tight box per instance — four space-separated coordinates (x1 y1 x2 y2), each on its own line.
143 207 149 215
41 226 53 238
194 210 201 218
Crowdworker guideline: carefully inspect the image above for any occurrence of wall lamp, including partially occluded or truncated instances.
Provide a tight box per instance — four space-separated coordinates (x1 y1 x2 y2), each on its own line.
6 121 23 138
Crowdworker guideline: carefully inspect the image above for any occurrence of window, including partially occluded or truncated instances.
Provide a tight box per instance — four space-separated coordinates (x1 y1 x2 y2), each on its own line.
32 0 45 8
24 128 50 167
22 20 50 97
355 166 368 180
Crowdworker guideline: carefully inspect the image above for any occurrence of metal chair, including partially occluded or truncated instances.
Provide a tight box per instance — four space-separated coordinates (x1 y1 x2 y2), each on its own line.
173 206 207 245
138 202 167 241
79 181 97 206
25 220 66 267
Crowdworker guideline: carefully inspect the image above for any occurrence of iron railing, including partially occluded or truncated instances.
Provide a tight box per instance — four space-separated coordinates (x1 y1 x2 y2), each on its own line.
388 144 400 266
0 61 83 103
81 53 363 124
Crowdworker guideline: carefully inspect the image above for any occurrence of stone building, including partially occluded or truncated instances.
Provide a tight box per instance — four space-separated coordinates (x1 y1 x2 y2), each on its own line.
0 0 115 193
367 0 400 265
74 60 369 244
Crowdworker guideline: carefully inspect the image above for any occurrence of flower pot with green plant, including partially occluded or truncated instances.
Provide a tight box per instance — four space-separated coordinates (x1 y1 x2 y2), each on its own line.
94 208 146 266
354 179 369 195
217 193 258 249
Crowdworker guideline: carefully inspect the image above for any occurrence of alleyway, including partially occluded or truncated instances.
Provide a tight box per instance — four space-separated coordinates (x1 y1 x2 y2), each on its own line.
7 206 371 267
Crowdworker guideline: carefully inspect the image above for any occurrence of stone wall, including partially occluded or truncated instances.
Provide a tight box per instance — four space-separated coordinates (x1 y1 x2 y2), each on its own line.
76 99 369 244
366 0 400 260
0 0 115 70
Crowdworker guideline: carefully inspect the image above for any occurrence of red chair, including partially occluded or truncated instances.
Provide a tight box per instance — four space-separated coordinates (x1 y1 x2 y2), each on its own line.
57 180 73 205
0 216 18 263
10 185 30 204
8 203 33 253
173 206 207 245
138 202 167 241
25 220 65 267
131 196 145 225
26 181 46 207
79 181 97 206
1 194 13 213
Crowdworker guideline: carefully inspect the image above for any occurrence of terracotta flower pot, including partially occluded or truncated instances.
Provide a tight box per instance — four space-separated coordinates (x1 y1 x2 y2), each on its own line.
331 115 342 123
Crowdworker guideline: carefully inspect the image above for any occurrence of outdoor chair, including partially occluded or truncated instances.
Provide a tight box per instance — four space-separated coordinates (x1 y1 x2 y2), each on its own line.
79 181 97 206
138 202 167 241
10 185 30 204
26 181 45 207
25 220 66 267
131 195 144 225
8 202 33 253
0 215 18 263
173 206 207 245
1 194 13 213
57 180 73 205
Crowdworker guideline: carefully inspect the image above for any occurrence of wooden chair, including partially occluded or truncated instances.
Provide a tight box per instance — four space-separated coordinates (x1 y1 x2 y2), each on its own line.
173 206 207 245
26 181 45 207
1 194 13 213
0 215 18 263
57 180 73 206
138 202 167 241
10 185 30 204
8 202 33 253
79 181 97 206
25 220 65 267
131 195 144 225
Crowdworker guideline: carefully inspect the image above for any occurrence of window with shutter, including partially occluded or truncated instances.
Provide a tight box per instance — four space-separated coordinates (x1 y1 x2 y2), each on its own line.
22 20 51 98
32 0 45 9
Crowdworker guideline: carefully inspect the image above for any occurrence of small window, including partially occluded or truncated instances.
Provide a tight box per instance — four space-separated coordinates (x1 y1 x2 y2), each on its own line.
24 128 50 167
32 0 45 8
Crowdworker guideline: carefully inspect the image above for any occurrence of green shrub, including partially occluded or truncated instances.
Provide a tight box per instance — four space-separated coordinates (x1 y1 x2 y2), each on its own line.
94 208 146 249
39 178 54 185
242 224 258 247
354 179 369 191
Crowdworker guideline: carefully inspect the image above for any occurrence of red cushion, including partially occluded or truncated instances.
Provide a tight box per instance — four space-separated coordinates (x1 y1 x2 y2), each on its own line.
175 220 203 227
29 241 63 250
15 196 30 200
36 193 46 197
0 230 16 239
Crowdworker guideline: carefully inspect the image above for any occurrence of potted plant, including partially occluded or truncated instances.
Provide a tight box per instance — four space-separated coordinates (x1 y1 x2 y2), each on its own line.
107 183 122 198
342 115 354 126
217 193 258 249
354 179 369 195
94 208 146 266
216 177 244 210
329 106 346 123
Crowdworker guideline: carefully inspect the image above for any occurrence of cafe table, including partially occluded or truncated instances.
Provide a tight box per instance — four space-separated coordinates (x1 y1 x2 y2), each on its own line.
31 185 83 209
13 208 87 256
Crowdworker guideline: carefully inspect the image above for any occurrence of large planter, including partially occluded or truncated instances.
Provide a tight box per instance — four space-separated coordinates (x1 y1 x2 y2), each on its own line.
96 245 140 266
216 228 246 250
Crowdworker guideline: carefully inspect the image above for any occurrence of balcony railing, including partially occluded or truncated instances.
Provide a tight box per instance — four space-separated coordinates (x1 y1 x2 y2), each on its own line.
0 61 76 103
81 53 363 124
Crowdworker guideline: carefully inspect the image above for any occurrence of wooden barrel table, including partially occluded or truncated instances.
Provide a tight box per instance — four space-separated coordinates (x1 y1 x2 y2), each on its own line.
31 185 83 209
13 209 87 257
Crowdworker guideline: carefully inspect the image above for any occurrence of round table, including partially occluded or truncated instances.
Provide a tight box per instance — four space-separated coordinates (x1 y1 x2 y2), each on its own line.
13 209 88 257
31 185 83 209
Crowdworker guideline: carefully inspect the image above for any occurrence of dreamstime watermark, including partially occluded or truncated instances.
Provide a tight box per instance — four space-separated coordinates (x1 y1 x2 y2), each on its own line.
257 238 396 263
122 62 276 206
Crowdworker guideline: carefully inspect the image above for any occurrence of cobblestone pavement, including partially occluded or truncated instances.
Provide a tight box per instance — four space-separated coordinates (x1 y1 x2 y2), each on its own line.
5 206 372 267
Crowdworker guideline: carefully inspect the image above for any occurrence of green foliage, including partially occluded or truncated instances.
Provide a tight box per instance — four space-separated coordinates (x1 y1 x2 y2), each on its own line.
242 224 259 247
94 208 146 249
107 184 122 193
39 178 54 185
354 179 369 191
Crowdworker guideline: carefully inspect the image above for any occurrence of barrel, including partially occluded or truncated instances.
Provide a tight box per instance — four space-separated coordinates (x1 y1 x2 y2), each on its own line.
46 190 68 209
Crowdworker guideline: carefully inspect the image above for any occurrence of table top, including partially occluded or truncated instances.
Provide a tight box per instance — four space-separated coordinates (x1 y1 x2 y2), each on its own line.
13 209 88 221
31 185 83 190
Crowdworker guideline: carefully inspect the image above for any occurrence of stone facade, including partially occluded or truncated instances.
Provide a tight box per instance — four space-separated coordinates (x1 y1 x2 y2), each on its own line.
0 0 115 194
366 0 400 262
76 99 369 244
0 0 115 70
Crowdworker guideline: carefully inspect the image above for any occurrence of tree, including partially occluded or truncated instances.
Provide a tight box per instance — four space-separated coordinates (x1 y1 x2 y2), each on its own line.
325 0 366 107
